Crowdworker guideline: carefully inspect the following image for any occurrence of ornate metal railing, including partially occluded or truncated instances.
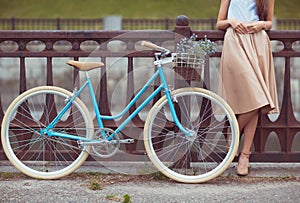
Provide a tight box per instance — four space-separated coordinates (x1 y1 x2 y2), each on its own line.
0 16 299 162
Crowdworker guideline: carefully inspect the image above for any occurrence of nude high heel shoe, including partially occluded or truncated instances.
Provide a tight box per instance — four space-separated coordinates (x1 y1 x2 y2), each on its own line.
236 152 251 176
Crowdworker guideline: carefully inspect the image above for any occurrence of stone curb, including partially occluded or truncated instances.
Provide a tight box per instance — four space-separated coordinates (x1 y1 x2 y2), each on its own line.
1 161 300 178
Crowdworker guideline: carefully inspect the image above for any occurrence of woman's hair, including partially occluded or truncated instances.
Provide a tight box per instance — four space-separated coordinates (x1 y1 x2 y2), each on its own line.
256 0 269 20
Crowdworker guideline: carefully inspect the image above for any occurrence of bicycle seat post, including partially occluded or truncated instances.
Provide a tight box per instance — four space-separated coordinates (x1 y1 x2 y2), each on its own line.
84 70 90 79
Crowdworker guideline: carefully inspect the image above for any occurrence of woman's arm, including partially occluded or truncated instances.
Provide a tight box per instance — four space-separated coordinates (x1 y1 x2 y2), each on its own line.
247 0 275 33
216 0 231 30
263 0 275 30
216 0 249 34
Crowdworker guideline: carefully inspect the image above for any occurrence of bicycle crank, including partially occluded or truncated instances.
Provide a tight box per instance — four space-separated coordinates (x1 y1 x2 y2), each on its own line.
79 128 134 158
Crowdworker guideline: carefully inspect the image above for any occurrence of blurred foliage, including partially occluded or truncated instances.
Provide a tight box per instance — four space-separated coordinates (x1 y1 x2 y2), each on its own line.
0 0 299 19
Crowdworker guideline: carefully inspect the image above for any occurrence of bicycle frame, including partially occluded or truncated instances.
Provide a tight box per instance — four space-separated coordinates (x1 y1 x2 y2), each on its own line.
43 61 191 142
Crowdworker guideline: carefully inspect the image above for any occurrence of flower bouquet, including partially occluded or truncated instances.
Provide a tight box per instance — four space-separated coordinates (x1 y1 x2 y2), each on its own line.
173 34 215 81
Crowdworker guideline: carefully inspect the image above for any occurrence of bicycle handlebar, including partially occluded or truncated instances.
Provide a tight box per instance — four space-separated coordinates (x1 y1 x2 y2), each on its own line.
141 41 169 52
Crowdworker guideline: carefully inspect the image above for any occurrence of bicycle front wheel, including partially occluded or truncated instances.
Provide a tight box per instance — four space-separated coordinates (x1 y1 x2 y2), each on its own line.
1 86 94 179
144 87 239 183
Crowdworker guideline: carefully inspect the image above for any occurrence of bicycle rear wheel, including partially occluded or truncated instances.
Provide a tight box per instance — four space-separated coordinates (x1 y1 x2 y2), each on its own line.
144 87 239 183
1 86 94 179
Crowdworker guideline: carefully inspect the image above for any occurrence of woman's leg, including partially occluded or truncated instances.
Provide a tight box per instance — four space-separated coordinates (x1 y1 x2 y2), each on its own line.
236 109 259 175
238 109 259 154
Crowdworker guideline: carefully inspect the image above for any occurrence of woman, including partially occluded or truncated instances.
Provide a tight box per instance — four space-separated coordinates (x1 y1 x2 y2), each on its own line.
216 0 279 176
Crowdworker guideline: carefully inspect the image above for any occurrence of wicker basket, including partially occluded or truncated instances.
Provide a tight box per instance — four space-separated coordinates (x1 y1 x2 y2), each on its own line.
173 53 205 81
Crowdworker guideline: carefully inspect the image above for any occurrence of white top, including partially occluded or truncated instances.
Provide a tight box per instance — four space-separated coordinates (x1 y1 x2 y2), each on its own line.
227 0 259 22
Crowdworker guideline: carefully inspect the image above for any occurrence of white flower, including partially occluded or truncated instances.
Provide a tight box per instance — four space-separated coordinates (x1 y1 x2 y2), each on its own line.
176 33 216 56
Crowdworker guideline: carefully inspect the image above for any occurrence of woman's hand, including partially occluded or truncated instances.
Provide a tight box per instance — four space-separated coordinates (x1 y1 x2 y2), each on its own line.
246 21 266 33
229 19 249 34
230 20 267 34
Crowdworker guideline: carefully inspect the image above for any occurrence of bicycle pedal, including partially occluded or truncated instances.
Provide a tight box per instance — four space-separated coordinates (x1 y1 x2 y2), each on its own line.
120 139 135 144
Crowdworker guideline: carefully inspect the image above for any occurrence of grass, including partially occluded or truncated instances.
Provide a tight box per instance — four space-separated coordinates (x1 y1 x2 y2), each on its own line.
0 171 15 179
0 0 299 19
89 179 103 190
0 171 299 185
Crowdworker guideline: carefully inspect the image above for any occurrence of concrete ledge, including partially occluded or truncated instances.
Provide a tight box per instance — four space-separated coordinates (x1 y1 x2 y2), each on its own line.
1 161 300 178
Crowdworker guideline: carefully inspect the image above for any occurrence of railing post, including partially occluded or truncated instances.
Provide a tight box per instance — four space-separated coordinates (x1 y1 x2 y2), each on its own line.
173 15 193 88
11 17 15 30
210 18 216 30
165 18 169 30
174 15 192 43
56 18 60 30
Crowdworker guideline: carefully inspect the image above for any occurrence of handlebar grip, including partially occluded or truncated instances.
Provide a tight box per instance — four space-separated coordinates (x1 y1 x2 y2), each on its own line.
141 41 164 51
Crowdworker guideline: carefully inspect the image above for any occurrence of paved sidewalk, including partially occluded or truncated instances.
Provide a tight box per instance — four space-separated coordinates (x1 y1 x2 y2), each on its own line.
1 177 299 203
1 161 300 203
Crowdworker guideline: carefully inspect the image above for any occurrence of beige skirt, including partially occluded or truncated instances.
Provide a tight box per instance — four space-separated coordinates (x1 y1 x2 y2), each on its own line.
219 27 279 115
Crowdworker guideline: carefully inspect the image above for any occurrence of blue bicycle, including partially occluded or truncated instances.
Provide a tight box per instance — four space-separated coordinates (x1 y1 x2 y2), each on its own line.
1 41 239 183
